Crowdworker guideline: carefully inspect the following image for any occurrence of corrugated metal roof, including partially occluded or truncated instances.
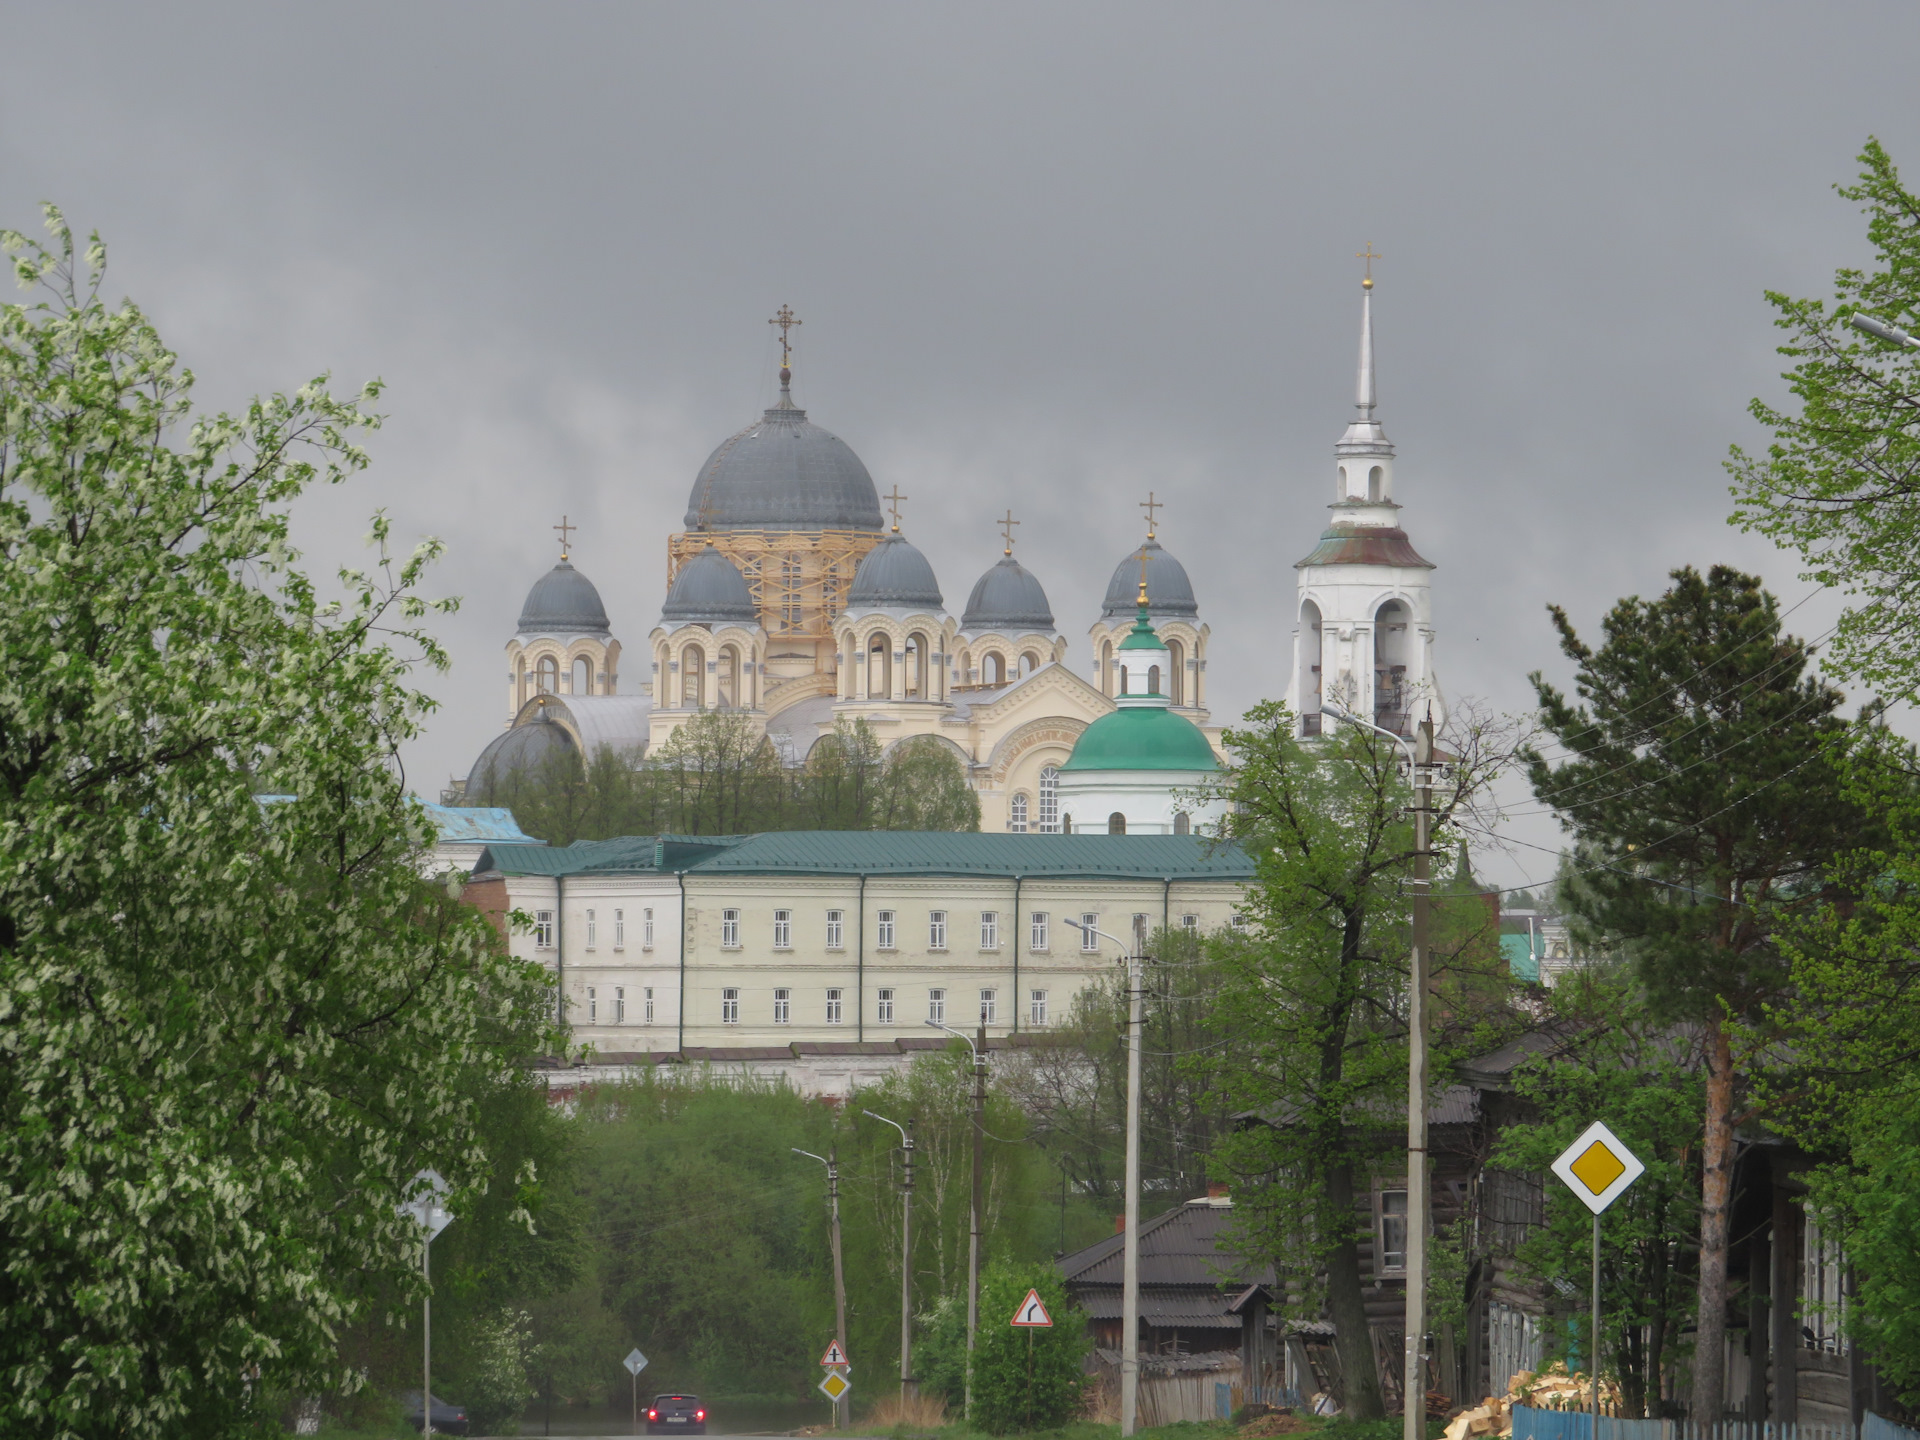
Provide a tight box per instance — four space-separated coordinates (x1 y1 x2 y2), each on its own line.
416 802 545 846
475 835 747 876
686 832 1253 879
1059 1200 1270 1288
1240 1083 1478 1131
1076 1286 1245 1327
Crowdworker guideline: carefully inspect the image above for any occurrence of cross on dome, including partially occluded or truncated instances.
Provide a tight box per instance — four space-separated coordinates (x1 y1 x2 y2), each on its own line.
1356 242 1382 291
884 485 908 533
552 514 576 561
998 509 1020 556
1139 491 1162 540
768 304 801 368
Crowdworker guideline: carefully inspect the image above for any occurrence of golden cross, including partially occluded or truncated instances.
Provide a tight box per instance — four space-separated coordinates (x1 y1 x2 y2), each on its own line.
769 304 801 366
884 484 908 532
1356 242 1382 289
1139 491 1163 539
553 514 576 560
998 509 1020 555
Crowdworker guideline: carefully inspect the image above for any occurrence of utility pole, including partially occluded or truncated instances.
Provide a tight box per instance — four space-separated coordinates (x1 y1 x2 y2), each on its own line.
794 1148 851 1429
1120 929 1144 1438
1403 712 1433 1440
864 1111 917 1400
970 1024 986 1422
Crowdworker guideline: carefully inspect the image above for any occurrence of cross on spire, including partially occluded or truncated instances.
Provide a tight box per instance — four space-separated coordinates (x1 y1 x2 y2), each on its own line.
1356 242 1382 291
1139 491 1163 540
884 485 908 533
998 509 1020 556
552 514 577 560
769 304 801 368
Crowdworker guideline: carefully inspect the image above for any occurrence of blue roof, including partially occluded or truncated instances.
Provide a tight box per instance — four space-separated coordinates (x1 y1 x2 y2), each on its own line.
415 802 545 846
476 831 1252 880
1501 933 1541 984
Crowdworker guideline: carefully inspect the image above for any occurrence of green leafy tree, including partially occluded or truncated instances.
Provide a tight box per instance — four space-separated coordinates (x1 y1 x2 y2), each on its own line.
1525 565 1862 1422
1491 972 1704 1418
1203 701 1516 1419
966 1261 1087 1434
1730 139 1920 697
0 209 556 1437
460 1309 541 1436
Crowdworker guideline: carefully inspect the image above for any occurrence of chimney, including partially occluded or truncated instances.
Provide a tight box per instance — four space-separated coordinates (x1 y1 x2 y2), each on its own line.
1114 1215 1126 1234
1208 1182 1230 1202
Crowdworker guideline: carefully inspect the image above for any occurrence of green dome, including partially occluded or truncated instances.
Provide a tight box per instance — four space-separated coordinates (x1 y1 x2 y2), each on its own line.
1061 707 1219 772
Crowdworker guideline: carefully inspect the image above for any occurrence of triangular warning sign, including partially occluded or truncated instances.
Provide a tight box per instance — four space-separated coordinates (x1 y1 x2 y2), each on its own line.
1010 1288 1053 1327
820 1339 850 1367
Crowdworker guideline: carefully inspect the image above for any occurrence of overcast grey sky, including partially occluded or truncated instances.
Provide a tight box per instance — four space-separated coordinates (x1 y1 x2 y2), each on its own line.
6 3 1917 887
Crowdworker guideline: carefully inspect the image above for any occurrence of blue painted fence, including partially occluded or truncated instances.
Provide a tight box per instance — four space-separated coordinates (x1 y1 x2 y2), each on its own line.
1511 1407 1917 1440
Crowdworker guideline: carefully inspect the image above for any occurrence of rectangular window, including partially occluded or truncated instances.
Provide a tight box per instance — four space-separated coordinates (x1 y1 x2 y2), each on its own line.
773 909 792 949
826 909 844 949
615 986 626 1024
1081 913 1100 952
773 987 791 1024
722 908 741 949
1030 911 1049 950
979 988 997 1025
928 988 946 1024
644 986 655 1024
1805 1213 1850 1354
1229 913 1251 932
1133 913 1150 953
929 911 948 950
614 908 626 949
877 910 896 950
587 986 598 1023
586 909 597 949
825 988 844 1025
643 907 654 949
534 910 555 949
1030 989 1049 1026
1181 913 1199 934
722 988 740 1025
1378 1189 1409 1273
980 911 999 949
877 988 895 1024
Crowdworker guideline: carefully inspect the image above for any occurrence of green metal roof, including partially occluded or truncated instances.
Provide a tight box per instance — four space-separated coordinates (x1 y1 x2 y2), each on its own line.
1059 707 1220 772
682 831 1251 880
1117 608 1168 653
476 835 745 876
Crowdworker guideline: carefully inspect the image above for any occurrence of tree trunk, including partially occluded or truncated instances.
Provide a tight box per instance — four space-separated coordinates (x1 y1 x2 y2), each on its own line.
1691 1015 1735 1423
1325 1158 1387 1419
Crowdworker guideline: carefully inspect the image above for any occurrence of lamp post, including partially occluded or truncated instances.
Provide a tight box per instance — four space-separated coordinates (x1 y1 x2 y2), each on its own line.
927 1020 987 1420
794 1148 850 1429
864 1110 917 1401
1063 917 1145 1438
1851 312 1920 348
1322 696 1434 1439
399 1169 454 1437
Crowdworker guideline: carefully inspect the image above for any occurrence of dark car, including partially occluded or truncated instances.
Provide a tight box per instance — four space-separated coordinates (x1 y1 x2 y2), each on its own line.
647 1393 708 1435
400 1390 471 1435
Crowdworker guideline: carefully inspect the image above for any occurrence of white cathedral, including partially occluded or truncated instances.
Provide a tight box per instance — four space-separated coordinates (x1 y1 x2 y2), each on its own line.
458 276 1442 828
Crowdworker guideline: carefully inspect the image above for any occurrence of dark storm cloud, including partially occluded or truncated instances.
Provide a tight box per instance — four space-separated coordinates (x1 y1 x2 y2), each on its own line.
4 2 1915 885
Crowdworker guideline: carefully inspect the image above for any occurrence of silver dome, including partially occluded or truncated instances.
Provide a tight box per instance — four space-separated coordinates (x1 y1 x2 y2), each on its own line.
463 712 577 800
683 385 884 533
960 555 1054 632
517 560 611 635
846 533 943 611
1100 538 1199 619
661 544 759 625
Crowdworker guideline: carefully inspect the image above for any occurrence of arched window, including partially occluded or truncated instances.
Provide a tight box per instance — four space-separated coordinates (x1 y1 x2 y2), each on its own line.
718 646 738 707
516 657 527 707
906 633 925 698
1119 664 1130 696
1008 793 1029 833
1368 465 1384 502
1299 599 1324 736
1038 765 1060 833
1021 651 1040 676
1174 811 1191 836
869 633 891 697
1062 813 1073 835
536 655 559 696
1108 811 1127 835
682 644 705 708
1374 600 1412 735
1101 640 1114 696
1148 664 1161 695
1167 639 1185 705
572 656 592 695
985 652 1005 686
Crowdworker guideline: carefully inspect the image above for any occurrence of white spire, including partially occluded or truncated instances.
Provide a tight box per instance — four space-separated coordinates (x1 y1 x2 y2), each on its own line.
1355 282 1376 417
1337 279 1393 460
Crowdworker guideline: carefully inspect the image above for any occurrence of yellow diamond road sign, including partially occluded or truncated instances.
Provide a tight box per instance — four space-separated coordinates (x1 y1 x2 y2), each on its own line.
819 1371 852 1402
1551 1121 1646 1215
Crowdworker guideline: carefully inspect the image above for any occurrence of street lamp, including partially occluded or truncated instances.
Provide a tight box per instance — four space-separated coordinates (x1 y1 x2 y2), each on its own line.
1062 916 1145 1439
927 1019 987 1420
793 1148 850 1430
398 1169 454 1437
863 1110 917 1402
1320 695 1435 1440
1851 312 1920 348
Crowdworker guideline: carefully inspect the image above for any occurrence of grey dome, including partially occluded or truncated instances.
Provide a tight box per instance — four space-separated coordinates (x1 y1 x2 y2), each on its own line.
661 544 759 625
518 560 611 635
1101 538 1200 619
846 533 943 611
961 555 1055 632
464 712 578 800
684 388 884 532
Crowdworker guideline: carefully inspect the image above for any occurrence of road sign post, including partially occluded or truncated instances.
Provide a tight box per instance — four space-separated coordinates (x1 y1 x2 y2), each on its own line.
624 1349 648 1435
819 1370 852 1406
1011 1288 1055 1431
1551 1122 1646 1440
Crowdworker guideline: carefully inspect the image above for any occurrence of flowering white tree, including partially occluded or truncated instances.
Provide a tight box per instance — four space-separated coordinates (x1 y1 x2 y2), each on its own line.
0 208 558 1438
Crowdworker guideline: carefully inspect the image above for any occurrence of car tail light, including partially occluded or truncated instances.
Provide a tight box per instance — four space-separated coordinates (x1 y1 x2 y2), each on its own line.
648 1410 658 1421
696 1411 706 1421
